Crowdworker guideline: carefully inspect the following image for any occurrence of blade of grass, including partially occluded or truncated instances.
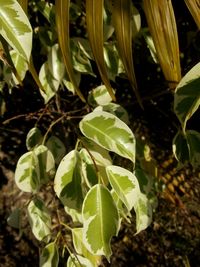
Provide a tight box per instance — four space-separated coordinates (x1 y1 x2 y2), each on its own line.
85 0 116 101
55 0 86 103
143 0 181 89
112 0 143 108
185 0 200 30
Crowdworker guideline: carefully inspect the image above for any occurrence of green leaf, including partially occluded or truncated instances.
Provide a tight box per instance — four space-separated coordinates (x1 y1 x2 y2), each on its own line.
7 208 21 229
26 127 43 151
82 184 120 260
172 130 190 165
15 151 40 193
46 136 66 165
64 206 82 223
54 150 83 210
10 50 28 84
72 228 101 266
186 130 200 167
131 4 141 38
0 0 32 61
106 165 140 211
34 145 55 184
27 198 51 242
67 254 93 267
40 242 59 267
94 103 130 124
174 62 200 131
48 43 65 83
88 85 113 107
39 61 60 103
135 193 152 234
79 111 135 163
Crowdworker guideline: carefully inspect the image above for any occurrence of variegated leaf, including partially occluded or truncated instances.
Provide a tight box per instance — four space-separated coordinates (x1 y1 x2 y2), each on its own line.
40 242 59 267
46 136 66 165
0 0 32 61
186 130 200 168
26 127 43 151
79 111 135 163
27 198 51 242
106 165 140 211
15 151 40 193
88 85 113 107
82 184 120 260
34 145 55 184
172 130 190 165
10 50 28 84
174 62 200 131
54 150 83 211
67 254 93 267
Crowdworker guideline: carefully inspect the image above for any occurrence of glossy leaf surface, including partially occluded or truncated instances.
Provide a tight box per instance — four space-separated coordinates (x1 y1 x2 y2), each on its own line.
82 184 119 260
54 150 83 210
80 111 135 163
40 242 59 267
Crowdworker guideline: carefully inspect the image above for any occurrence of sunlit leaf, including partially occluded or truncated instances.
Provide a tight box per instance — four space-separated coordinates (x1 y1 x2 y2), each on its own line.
0 0 32 61
80 111 135 163
55 0 86 102
40 242 59 267
72 228 101 266
112 0 142 107
143 0 181 88
48 43 65 83
10 49 28 84
46 136 66 165
67 254 93 267
185 0 200 30
15 151 40 193
88 85 113 107
39 61 60 103
94 103 129 124
27 198 51 242
34 145 55 184
106 165 140 211
54 150 83 211
86 0 116 101
174 62 200 131
135 193 152 234
26 127 43 151
82 184 120 260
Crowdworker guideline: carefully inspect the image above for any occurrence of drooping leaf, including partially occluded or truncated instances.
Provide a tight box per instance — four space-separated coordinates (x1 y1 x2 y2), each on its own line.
0 0 32 61
143 0 181 88
15 151 40 193
112 0 142 107
184 0 200 30
27 198 51 242
79 111 135 163
40 242 59 267
172 130 190 165
85 0 116 101
26 127 43 151
88 85 113 107
72 228 101 266
46 136 66 165
186 130 200 168
48 43 65 83
174 62 200 131
55 0 86 102
94 103 129 124
10 49 28 84
54 150 84 211
106 165 140 211
67 254 93 267
39 61 60 103
37 1 55 26
7 208 21 229
135 193 152 234
34 145 55 184
82 184 120 260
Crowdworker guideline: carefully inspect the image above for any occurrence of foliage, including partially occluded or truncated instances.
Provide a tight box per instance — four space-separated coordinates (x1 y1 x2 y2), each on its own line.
0 0 200 266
